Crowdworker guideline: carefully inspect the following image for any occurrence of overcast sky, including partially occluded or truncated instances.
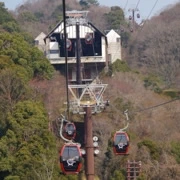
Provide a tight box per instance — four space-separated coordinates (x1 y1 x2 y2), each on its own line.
2 0 180 19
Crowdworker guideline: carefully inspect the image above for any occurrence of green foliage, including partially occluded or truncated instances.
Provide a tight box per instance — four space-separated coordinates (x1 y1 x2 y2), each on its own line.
171 142 180 164
0 55 14 69
137 139 161 160
2 22 20 33
0 32 54 80
51 5 63 20
110 170 125 180
34 12 44 20
0 2 21 33
113 97 133 112
113 60 131 72
87 0 99 5
79 0 89 8
0 3 15 24
19 12 38 22
121 31 130 48
0 100 57 179
79 0 99 6
5 176 20 180
162 89 180 98
0 68 29 130
20 32 34 45
104 6 125 29
137 173 147 180
143 75 162 93
108 60 131 76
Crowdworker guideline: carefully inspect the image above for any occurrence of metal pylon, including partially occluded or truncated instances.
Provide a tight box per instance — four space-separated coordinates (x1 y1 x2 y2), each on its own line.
68 83 108 114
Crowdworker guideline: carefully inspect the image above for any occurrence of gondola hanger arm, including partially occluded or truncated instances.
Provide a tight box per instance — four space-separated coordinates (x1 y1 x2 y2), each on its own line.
59 115 72 142
119 109 129 132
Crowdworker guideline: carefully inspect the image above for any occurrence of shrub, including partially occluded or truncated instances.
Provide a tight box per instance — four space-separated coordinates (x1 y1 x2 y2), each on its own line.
137 139 161 160
171 142 180 164
108 60 131 76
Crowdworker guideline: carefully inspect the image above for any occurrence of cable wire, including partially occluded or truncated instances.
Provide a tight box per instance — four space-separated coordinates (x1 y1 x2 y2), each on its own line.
62 0 70 119
135 0 159 41
132 97 180 114
106 97 179 116
123 0 128 10
133 0 159 42
135 0 141 9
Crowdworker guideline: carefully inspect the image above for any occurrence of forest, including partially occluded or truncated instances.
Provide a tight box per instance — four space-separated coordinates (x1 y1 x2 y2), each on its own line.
0 0 180 179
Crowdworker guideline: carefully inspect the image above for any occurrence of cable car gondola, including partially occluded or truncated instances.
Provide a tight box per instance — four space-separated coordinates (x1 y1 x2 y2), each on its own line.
137 13 140 18
59 143 82 174
63 122 76 139
85 33 93 44
113 132 129 155
66 39 72 51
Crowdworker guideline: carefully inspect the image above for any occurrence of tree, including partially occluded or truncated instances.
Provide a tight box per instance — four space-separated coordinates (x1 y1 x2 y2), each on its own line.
127 4 180 88
0 32 54 80
80 0 99 6
0 2 15 24
0 68 29 136
87 0 99 5
0 100 58 179
104 6 125 30
2 21 21 33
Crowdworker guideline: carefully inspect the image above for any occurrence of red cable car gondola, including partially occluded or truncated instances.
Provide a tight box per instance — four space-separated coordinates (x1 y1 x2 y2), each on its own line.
85 33 93 44
63 122 76 140
59 143 82 174
66 39 72 51
113 132 129 155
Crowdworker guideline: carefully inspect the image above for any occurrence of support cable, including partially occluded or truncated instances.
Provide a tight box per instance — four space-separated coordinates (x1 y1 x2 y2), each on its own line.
123 0 129 10
132 0 159 43
132 97 180 114
62 0 70 119
105 97 179 116
135 0 141 9
91 38 99 80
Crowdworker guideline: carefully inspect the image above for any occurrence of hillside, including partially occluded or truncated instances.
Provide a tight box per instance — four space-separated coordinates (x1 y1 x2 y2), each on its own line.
41 67 179 180
0 1 179 180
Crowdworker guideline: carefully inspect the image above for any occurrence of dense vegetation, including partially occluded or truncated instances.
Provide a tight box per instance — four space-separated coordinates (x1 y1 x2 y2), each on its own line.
0 0 179 179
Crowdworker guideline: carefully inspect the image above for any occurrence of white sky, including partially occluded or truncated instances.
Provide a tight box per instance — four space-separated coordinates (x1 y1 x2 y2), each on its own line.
98 0 180 19
2 0 180 19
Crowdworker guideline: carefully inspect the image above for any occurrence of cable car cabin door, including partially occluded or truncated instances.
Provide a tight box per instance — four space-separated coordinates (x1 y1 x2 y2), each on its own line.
59 144 82 174
113 132 129 155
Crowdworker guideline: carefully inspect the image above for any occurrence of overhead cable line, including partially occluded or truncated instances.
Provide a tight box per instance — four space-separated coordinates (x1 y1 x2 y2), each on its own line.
135 0 141 9
105 97 179 116
146 0 159 20
131 0 159 43
62 0 70 118
123 0 129 10
132 97 180 114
